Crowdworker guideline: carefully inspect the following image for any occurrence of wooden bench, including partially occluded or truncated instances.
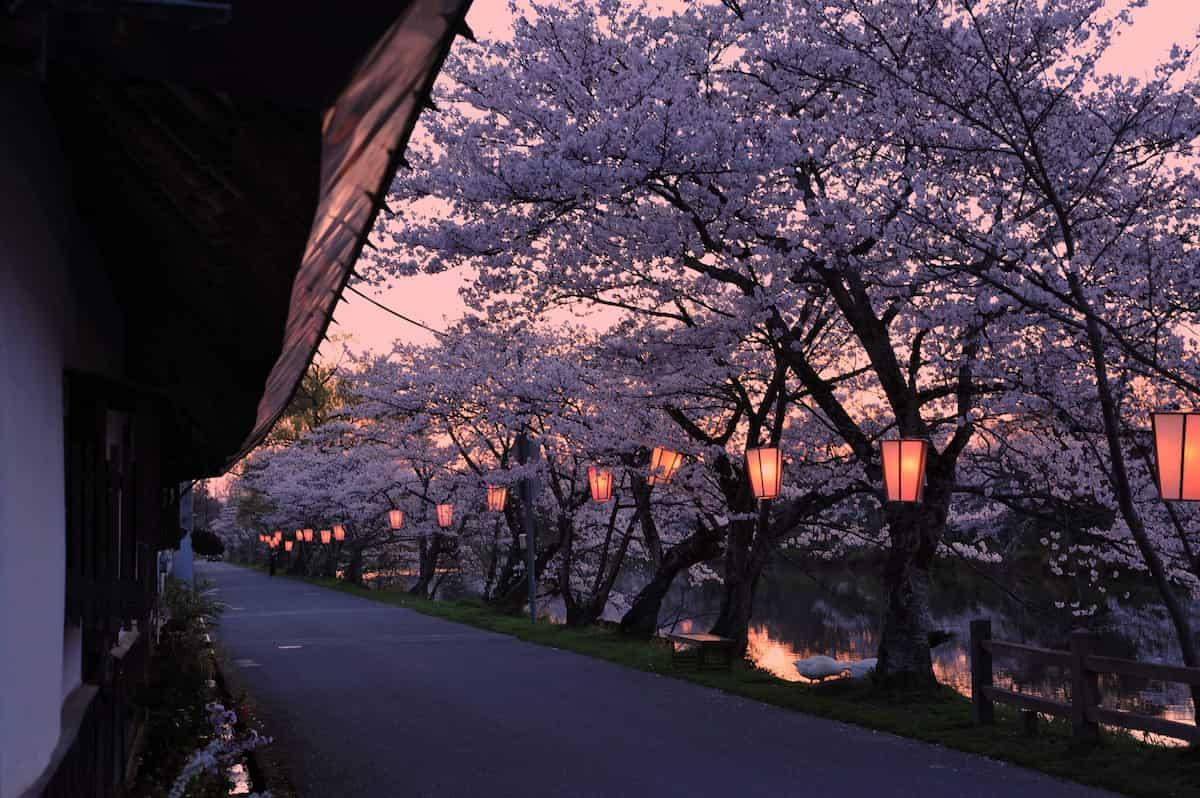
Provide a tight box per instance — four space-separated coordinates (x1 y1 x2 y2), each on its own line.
666 632 737 671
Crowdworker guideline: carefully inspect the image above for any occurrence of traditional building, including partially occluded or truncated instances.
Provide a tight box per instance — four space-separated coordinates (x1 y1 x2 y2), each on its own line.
0 1 471 794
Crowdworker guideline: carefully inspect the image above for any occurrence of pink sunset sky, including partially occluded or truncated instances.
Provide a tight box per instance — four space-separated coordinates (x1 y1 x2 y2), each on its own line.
319 0 1200 361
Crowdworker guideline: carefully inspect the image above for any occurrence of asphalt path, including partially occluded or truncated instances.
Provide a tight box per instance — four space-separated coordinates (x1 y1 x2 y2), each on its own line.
198 561 1113 798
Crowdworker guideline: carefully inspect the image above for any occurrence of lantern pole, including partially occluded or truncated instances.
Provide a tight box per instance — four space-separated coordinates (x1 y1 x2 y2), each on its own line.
513 345 540 624
517 430 537 625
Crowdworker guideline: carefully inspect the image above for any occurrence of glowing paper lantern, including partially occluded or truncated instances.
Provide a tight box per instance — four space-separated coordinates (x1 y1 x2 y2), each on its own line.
333 524 346 542
1153 411 1200 501
745 446 783 500
436 504 454 529
487 485 508 512
303 528 314 543
388 509 404 529
881 438 929 503
588 466 614 503
284 540 294 552
320 529 332 545
295 529 303 541
648 446 684 485
258 533 266 543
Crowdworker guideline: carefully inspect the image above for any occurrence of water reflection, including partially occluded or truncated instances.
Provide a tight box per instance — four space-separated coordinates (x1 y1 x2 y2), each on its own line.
660 561 1198 743
740 622 1195 745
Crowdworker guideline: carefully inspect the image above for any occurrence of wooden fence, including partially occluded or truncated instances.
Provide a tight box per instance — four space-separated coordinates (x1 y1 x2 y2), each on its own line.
969 619 1200 744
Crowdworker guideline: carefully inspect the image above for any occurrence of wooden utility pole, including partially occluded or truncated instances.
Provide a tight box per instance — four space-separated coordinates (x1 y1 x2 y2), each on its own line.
517 432 537 624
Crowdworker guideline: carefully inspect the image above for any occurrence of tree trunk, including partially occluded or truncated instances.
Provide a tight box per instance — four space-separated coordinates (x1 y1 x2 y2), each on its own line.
483 520 503 599
709 517 766 652
487 541 524 606
409 535 438 596
562 510 639 628
875 489 946 687
288 543 308 575
620 522 724 638
630 477 662 569
487 504 566 613
554 512 586 624
344 545 364 585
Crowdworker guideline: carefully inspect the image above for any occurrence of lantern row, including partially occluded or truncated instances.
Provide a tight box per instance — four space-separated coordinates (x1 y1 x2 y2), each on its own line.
258 410 1199 547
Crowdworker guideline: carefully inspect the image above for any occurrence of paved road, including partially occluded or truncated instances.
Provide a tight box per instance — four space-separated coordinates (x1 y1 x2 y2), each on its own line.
199 561 1111 798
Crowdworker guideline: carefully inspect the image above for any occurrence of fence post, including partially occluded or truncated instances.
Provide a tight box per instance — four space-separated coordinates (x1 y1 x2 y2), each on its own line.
1070 630 1100 744
970 619 994 724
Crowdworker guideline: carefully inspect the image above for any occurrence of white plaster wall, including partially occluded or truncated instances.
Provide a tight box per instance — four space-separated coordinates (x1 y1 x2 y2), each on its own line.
0 76 124 798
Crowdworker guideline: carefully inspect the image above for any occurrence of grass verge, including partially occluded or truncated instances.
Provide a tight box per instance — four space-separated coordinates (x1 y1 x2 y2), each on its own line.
258 566 1200 798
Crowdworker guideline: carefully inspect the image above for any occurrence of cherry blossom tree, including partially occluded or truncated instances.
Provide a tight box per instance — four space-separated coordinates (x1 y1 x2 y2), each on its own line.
234 418 410 584
373 0 1007 679
773 0 1200 704
346 321 681 623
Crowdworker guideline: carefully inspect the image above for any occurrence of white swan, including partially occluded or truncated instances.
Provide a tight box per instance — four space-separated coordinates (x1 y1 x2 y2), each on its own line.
846 657 877 679
793 655 849 682
793 655 877 681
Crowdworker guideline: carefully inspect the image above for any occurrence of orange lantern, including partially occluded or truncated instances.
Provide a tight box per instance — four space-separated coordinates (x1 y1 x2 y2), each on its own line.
1153 411 1200 501
745 446 782 500
388 509 404 529
436 504 454 528
295 529 303 541
648 446 684 485
487 485 508 512
273 531 282 545
881 438 929 503
588 466 614 503
303 528 314 543
284 540 294 552
319 529 331 544
333 524 346 542
258 533 265 543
